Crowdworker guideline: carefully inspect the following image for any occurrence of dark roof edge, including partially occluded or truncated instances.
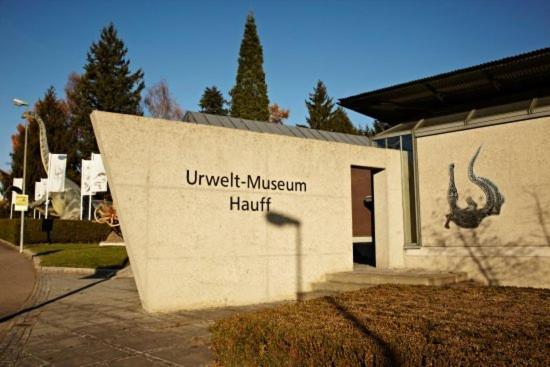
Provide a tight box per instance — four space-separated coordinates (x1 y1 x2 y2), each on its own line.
338 47 550 104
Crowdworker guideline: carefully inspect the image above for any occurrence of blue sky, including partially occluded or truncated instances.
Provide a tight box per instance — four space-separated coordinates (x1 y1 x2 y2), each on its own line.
1 0 549 170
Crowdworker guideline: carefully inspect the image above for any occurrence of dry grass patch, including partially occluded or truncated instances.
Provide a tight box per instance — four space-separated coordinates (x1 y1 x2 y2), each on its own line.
211 283 550 366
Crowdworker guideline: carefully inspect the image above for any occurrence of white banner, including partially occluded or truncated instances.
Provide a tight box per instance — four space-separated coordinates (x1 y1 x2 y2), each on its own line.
81 159 94 195
91 153 108 193
47 154 67 192
34 180 46 201
11 177 23 204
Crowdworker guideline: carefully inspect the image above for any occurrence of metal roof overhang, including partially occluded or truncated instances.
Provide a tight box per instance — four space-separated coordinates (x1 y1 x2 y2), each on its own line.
338 48 550 125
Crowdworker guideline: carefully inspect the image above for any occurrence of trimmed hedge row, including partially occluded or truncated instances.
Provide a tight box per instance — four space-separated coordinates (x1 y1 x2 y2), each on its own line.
0 218 112 244
211 284 550 366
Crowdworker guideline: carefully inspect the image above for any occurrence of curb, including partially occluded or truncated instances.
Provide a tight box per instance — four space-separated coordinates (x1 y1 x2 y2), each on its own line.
37 266 118 276
0 239 119 276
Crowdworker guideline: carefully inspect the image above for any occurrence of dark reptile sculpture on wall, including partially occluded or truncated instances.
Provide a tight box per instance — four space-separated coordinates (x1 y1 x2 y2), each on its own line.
445 146 505 229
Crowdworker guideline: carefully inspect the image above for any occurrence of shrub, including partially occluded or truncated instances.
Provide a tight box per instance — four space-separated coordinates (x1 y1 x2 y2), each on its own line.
211 284 550 366
0 218 112 244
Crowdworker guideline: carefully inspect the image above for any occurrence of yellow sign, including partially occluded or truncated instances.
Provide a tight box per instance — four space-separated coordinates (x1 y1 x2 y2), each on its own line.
14 194 29 211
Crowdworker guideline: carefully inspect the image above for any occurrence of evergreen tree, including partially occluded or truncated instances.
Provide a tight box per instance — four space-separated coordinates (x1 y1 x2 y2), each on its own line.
360 120 389 137
9 124 26 186
329 107 357 134
305 80 334 130
199 86 228 115
68 23 144 163
229 13 269 121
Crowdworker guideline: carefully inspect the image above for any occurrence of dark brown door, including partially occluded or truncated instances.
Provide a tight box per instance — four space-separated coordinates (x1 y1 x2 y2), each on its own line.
350 166 373 237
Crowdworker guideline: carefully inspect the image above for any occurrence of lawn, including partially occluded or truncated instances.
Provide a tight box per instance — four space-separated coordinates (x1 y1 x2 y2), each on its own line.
211 283 550 366
26 243 128 269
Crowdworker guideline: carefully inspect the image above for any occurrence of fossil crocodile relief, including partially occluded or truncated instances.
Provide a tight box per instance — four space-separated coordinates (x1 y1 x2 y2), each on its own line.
445 146 505 229
25 111 81 220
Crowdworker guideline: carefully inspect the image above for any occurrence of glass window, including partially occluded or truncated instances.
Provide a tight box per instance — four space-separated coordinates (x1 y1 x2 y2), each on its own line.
374 139 386 148
400 135 418 244
387 136 401 150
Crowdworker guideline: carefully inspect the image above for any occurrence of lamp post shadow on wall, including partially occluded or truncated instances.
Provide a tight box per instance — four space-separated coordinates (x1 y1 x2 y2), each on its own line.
266 211 304 300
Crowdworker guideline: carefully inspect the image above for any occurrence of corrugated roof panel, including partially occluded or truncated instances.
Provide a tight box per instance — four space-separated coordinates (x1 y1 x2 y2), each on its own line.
227 117 248 130
239 118 257 131
183 112 198 123
216 115 235 128
180 112 373 147
193 112 210 125
344 133 363 145
261 122 281 134
353 135 371 146
355 137 370 146
345 134 363 145
307 128 326 141
287 126 306 138
296 127 317 139
315 129 338 142
274 124 295 136
333 132 355 144
249 119 270 133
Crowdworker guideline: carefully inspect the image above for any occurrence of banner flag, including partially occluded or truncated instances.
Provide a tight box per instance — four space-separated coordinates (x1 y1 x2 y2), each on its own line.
11 177 23 203
91 153 108 193
81 159 94 195
47 154 67 193
34 180 46 201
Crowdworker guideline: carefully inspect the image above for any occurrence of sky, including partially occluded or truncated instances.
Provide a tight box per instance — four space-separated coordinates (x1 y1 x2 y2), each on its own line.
0 0 549 170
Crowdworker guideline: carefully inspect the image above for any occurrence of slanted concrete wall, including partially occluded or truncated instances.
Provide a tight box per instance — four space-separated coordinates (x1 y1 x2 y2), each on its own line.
408 116 550 288
91 111 404 312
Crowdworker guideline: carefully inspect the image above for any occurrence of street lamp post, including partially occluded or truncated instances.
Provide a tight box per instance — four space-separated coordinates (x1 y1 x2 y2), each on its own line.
13 98 29 254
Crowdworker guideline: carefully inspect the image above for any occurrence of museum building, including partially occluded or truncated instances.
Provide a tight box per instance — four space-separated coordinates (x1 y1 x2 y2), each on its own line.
92 48 550 312
338 47 550 289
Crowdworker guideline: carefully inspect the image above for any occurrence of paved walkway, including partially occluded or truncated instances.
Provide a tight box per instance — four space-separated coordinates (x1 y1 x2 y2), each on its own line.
0 272 260 366
0 242 36 321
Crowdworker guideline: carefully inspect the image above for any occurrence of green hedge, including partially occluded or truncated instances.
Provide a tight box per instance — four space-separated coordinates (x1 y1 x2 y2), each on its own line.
211 284 550 366
0 219 112 244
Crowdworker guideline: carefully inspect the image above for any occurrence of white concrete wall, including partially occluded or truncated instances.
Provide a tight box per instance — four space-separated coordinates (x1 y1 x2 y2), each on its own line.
409 116 550 288
91 111 404 312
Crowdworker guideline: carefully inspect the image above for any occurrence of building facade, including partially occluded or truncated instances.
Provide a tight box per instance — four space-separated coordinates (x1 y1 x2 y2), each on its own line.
340 47 550 288
92 48 549 312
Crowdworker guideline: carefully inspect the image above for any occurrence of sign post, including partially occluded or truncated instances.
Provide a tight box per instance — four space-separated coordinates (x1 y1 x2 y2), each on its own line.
14 194 29 212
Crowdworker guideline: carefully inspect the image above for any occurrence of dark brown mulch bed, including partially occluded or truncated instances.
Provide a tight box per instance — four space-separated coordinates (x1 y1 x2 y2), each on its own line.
211 283 550 366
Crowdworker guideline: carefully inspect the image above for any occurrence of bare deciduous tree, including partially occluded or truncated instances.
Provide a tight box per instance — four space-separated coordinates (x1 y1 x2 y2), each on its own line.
144 80 184 120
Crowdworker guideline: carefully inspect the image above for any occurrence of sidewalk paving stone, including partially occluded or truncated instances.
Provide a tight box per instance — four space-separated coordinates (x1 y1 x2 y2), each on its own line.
1 272 274 366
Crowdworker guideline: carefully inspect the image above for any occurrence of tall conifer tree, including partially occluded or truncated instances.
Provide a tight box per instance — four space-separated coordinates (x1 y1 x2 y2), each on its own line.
68 23 144 162
230 13 269 121
305 80 334 130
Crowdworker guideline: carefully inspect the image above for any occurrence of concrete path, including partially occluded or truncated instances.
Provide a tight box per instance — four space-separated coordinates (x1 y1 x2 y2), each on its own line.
0 242 36 321
0 272 263 366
